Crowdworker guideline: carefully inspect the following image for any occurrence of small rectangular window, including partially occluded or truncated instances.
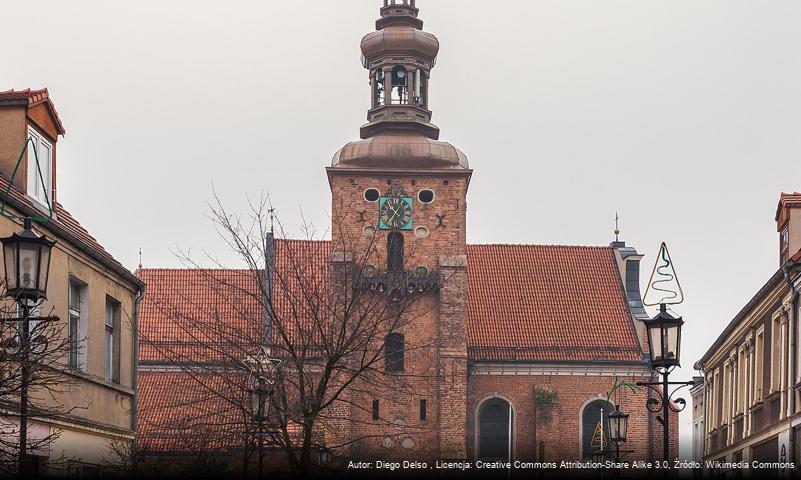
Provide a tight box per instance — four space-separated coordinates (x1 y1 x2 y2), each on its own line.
372 400 379 420
420 399 427 421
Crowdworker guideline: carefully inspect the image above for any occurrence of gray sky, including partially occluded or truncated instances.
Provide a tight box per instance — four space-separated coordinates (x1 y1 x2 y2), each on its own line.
4 0 801 459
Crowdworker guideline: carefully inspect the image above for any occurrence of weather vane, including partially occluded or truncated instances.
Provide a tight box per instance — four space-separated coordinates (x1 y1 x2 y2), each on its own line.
643 242 684 306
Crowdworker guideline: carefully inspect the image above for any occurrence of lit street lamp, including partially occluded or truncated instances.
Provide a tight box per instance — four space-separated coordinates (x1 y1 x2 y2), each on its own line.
1 217 55 477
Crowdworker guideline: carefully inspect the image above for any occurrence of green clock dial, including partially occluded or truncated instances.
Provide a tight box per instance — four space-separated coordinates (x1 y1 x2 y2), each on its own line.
378 196 413 230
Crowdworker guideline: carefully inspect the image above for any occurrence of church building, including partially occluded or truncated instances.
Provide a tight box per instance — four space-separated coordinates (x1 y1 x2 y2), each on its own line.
136 0 677 470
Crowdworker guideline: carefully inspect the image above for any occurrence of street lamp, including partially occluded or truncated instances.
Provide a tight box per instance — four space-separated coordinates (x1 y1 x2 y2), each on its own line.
0 217 55 478
607 406 629 446
2 218 54 302
644 305 683 373
636 304 693 466
244 347 282 480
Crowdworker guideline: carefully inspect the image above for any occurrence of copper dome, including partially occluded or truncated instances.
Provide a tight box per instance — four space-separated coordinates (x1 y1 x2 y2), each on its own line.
332 133 468 170
361 26 439 62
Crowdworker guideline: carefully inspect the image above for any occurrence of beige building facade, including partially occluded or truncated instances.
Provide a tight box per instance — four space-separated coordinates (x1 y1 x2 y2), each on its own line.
696 192 801 470
0 89 144 476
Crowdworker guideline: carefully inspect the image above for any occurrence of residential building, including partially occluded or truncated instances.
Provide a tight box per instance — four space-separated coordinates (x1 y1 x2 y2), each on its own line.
695 192 801 468
690 376 705 461
0 89 145 475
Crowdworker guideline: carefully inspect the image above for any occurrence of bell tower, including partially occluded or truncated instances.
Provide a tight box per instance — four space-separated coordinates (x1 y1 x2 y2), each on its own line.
326 0 471 461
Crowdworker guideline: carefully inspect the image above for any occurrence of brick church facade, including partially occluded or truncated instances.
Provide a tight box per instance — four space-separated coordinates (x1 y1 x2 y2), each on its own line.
136 0 677 469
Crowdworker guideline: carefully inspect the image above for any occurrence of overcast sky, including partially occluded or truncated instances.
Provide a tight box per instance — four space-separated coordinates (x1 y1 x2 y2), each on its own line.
4 0 801 459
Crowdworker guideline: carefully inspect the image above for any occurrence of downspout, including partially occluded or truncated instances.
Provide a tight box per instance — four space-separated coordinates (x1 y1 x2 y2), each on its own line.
784 262 799 462
131 287 146 443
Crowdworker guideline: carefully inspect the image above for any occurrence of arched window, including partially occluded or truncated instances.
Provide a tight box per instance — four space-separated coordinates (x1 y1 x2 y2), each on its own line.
387 232 404 271
477 397 512 461
384 333 404 372
581 399 614 459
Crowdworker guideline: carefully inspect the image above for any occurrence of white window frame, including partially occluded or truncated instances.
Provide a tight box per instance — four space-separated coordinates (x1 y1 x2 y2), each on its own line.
104 298 120 383
771 314 782 394
69 280 88 371
26 125 53 209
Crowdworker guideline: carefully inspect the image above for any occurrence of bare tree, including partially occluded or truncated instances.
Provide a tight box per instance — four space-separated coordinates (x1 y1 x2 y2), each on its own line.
0 286 83 477
136 195 454 478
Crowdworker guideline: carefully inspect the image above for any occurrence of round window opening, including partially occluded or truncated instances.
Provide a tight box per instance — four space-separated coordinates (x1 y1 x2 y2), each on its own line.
418 189 435 204
415 226 429 239
364 188 380 202
363 225 377 238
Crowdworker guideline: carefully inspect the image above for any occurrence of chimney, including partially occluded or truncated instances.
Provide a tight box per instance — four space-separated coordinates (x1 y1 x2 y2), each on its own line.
0 89 65 206
776 192 801 265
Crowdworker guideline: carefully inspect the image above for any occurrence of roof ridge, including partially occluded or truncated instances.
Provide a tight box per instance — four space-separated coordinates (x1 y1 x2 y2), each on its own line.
467 243 612 249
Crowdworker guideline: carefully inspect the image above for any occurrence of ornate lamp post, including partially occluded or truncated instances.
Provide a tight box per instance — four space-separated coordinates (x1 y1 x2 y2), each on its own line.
637 243 693 466
607 405 629 462
1 217 55 477
244 347 282 480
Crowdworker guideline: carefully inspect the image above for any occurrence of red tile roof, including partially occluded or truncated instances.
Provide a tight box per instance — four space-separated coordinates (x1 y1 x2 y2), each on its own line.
137 370 303 452
466 244 642 362
138 240 331 363
138 242 641 365
137 371 249 452
0 88 65 135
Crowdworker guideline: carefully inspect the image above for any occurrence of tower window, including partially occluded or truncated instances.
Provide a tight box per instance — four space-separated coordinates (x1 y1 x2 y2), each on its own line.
375 69 385 106
418 189 435 204
385 332 405 372
420 399 427 421
364 188 380 202
372 399 380 420
387 232 404 271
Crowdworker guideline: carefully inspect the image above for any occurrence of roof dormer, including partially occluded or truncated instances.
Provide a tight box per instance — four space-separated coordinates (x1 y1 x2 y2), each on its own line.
0 88 65 209
776 192 801 265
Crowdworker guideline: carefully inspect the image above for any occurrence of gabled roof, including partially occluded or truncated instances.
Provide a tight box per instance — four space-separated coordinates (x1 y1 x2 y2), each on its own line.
0 174 143 289
138 240 331 363
138 242 642 365
466 244 643 362
0 88 65 135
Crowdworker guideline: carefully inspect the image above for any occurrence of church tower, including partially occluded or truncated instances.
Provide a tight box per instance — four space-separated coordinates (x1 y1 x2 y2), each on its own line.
326 0 471 460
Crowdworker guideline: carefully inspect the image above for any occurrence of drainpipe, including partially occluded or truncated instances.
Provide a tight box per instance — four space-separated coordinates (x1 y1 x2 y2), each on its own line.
131 287 146 443
784 263 799 462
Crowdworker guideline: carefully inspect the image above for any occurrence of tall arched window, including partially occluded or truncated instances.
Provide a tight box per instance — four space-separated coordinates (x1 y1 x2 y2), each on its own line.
384 333 404 372
581 399 614 459
387 232 404 271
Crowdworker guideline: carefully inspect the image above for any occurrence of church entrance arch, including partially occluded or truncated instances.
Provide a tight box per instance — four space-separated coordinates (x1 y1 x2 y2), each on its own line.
475 396 514 461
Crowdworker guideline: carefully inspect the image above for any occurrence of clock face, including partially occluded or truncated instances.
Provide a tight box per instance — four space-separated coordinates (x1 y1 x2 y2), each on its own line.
378 196 413 230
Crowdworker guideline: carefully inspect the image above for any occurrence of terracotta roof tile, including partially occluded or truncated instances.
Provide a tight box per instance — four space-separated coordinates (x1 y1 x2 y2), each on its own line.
139 242 641 365
0 88 65 135
466 244 642 362
137 370 302 452
138 240 331 363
